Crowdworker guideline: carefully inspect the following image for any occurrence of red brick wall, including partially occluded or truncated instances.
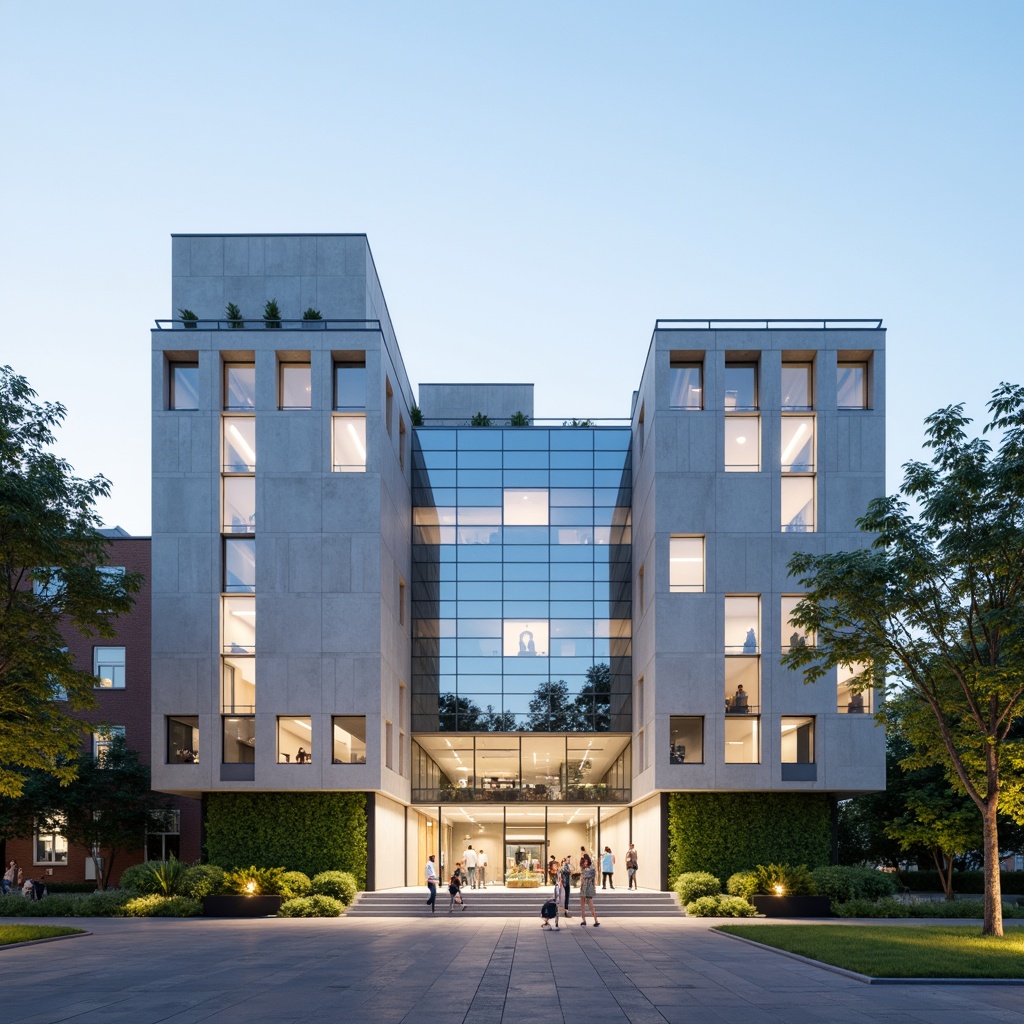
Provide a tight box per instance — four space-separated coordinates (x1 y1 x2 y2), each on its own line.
3 537 201 887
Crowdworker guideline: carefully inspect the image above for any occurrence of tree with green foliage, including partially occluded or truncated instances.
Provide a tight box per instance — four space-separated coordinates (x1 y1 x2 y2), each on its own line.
571 663 611 731
438 693 482 731
527 679 575 731
784 383 1024 936
0 366 143 798
28 736 163 889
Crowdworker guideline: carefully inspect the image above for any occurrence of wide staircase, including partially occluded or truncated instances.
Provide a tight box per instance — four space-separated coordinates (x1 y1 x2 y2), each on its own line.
347 886 682 918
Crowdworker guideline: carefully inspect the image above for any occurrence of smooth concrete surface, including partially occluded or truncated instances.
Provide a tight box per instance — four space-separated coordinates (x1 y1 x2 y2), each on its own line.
4 916 1024 1024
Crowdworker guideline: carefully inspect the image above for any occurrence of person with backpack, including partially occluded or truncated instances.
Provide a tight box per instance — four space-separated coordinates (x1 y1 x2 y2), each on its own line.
448 871 467 913
542 874 563 929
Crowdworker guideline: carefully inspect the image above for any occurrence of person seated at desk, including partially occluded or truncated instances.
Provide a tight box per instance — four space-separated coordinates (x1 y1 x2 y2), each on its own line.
728 684 749 713
847 692 865 713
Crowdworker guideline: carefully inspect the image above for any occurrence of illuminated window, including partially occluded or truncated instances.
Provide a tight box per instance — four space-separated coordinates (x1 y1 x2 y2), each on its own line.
838 663 873 713
333 716 367 763
93 725 126 765
503 489 549 525
167 716 199 764
334 358 366 410
781 363 813 410
222 417 256 472
223 716 255 763
724 363 758 410
224 363 256 411
278 717 312 764
781 417 815 472
222 655 255 712
724 596 759 654
781 716 815 763
332 414 367 471
669 536 704 592
35 818 68 865
93 646 125 688
503 620 549 656
669 716 703 764
782 476 815 532
223 476 255 533
781 596 813 650
724 717 759 763
224 538 256 593
222 596 255 654
725 415 760 471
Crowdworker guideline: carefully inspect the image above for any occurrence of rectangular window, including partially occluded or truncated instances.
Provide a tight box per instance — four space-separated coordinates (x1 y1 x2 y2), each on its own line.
399 578 406 627
781 716 815 763
223 476 256 533
332 414 367 471
635 727 645 772
35 818 68 865
278 717 312 764
147 809 181 862
670 716 703 764
169 362 199 410
224 363 256 411
669 536 704 592
222 417 256 472
725 415 760 471
724 363 758 411
781 596 813 650
385 720 394 771
222 715 255 763
781 417 815 473
332 716 367 763
503 489 549 525
838 663 872 713
399 415 407 470
222 596 255 654
385 377 394 437
781 363 813 411
223 538 256 593
669 360 703 409
93 725 126 765
334 357 367 410
93 646 126 688
167 716 199 763
837 361 868 409
725 656 759 714
724 716 759 763
221 655 255 712
279 362 312 409
725 596 760 654
781 476 815 532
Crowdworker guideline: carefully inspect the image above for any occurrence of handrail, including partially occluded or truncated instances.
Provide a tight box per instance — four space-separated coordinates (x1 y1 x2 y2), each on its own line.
154 318 383 331
655 318 883 330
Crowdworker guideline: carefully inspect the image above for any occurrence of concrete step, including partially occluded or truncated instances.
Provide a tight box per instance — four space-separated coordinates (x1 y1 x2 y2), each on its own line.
347 888 682 918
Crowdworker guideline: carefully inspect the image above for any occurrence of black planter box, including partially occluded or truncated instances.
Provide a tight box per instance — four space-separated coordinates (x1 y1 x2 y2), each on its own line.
752 895 832 918
203 895 283 918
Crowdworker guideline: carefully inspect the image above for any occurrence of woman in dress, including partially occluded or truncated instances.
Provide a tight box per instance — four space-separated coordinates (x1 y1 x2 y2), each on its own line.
578 853 600 926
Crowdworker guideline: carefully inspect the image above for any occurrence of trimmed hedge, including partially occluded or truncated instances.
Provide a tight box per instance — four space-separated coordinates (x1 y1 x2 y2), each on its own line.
674 872 721 904
278 895 345 918
124 895 202 917
897 870 1024 894
810 866 898 903
311 871 358 905
835 897 1024 919
685 894 757 918
0 892 131 917
205 792 367 887
668 792 830 882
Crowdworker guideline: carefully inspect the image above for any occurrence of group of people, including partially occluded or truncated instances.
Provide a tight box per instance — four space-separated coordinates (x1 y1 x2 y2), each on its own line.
2 859 46 900
423 842 641 927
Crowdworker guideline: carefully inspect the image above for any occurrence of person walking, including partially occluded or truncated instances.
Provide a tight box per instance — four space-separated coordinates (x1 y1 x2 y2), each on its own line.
464 845 478 889
579 854 600 926
601 846 616 889
625 843 638 890
425 854 438 913
448 871 468 912
477 848 488 887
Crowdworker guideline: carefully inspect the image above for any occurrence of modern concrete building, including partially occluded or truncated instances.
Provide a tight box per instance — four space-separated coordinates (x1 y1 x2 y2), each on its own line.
151 234 885 889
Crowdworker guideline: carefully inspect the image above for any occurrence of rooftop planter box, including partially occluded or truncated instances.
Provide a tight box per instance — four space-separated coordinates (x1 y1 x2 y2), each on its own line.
203 895 283 918
752 895 832 918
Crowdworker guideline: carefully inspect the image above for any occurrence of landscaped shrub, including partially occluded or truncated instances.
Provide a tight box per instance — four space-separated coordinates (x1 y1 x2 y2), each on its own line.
668 792 830 883
0 892 131 917
205 792 367 886
277 895 345 918
835 897 1024 919
726 871 758 902
753 863 816 896
674 872 721 904
117 862 163 895
279 871 312 899
810 866 898 904
181 864 226 899
224 866 285 896
44 882 97 894
311 871 358 905
72 891 134 917
124 894 202 917
685 895 757 918
895 870 1024 895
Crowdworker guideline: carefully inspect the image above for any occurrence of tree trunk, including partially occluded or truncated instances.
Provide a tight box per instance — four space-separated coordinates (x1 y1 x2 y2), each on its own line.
91 850 106 891
981 803 1003 937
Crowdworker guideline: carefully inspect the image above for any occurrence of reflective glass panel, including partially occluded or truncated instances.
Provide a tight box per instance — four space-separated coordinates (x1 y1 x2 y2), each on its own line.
724 364 757 410
669 536 704 592
223 476 256 533
725 416 760 471
781 363 813 410
781 416 815 472
224 364 255 411
278 717 312 764
837 363 867 408
781 716 815 763
669 363 703 409
669 716 703 763
280 363 312 408
333 414 367 471
781 476 815 532
334 361 366 409
171 363 199 410
223 417 256 472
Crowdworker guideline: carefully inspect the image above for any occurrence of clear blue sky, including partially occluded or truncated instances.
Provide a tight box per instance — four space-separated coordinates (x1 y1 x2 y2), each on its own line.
1 1 1020 535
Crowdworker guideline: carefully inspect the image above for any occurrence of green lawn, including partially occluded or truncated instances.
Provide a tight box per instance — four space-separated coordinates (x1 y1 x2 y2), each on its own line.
0 925 85 947
716 925 1024 979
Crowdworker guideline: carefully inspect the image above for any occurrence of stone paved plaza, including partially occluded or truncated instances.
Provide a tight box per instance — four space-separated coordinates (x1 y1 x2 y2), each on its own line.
5 915 1024 1024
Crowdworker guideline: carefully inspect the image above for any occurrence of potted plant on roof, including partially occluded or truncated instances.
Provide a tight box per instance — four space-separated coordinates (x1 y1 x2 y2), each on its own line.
179 308 198 329
302 307 323 329
225 302 244 329
263 299 282 329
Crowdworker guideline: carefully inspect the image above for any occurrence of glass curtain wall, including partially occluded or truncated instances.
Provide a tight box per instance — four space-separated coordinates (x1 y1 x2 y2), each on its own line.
411 427 632 736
